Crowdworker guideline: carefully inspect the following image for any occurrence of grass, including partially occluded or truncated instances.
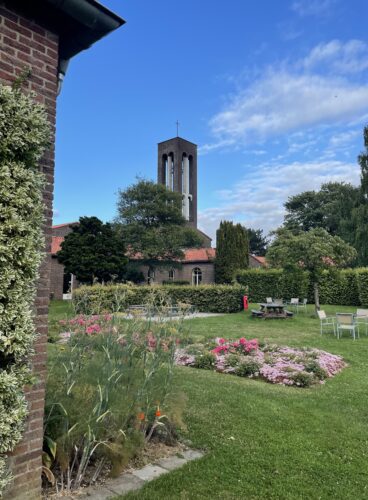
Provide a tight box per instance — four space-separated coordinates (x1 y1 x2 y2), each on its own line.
48 301 368 499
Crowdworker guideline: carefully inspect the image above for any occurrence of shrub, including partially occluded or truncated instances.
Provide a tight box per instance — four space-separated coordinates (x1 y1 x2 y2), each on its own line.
193 351 216 370
0 83 50 493
290 371 315 387
225 354 240 368
305 361 327 380
235 359 261 377
73 284 247 314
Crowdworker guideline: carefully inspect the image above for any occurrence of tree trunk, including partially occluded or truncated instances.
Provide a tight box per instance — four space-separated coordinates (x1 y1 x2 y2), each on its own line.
313 282 320 315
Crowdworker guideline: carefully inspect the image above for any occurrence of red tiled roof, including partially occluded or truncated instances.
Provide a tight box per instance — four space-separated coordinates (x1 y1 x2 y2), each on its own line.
183 248 216 262
51 236 64 255
52 222 78 229
252 255 266 265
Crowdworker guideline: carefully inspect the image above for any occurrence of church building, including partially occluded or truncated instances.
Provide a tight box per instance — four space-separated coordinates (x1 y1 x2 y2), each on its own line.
128 135 215 285
50 135 266 297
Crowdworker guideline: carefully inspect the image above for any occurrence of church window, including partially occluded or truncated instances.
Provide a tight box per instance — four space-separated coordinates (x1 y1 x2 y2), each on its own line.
192 267 202 286
148 267 155 284
168 269 175 281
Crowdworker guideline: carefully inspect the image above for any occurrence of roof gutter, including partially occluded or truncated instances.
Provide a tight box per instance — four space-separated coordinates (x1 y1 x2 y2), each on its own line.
44 0 124 93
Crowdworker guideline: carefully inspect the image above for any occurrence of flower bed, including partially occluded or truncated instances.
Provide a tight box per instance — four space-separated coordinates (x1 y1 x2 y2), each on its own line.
45 314 183 494
175 338 346 387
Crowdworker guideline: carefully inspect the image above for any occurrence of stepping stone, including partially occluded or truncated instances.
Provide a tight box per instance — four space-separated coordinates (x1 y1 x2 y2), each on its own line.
105 473 144 494
131 464 169 481
155 455 188 471
83 486 117 499
182 449 204 461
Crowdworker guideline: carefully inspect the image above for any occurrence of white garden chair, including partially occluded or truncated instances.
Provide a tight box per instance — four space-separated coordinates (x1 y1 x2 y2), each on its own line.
266 297 273 304
317 310 336 336
290 297 299 313
297 298 308 313
356 309 368 335
336 313 359 340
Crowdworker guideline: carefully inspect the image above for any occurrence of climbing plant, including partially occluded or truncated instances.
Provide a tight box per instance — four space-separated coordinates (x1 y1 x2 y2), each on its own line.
0 83 50 494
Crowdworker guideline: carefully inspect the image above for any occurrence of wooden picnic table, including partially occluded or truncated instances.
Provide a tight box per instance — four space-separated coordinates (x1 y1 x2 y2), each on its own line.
257 303 293 319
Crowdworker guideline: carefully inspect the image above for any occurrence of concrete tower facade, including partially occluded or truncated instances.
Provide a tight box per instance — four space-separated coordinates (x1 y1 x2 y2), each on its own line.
157 137 198 229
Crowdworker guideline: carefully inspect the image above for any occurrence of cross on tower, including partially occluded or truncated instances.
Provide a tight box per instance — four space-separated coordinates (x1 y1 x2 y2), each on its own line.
176 120 180 137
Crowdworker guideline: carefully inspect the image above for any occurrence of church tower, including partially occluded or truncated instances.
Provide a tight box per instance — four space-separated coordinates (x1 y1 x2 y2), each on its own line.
157 137 198 229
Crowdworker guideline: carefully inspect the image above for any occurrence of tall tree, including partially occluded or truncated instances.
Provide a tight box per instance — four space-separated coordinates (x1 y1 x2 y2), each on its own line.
284 182 359 236
57 217 128 284
115 179 202 266
215 221 249 283
352 126 368 265
266 228 357 314
247 228 269 256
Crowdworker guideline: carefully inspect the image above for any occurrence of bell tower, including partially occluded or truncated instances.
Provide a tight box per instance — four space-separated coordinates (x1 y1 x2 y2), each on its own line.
157 136 198 229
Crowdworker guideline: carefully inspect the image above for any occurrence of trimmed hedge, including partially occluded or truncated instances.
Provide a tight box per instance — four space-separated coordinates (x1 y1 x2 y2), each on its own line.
73 284 248 314
358 269 368 306
236 268 368 306
236 269 309 303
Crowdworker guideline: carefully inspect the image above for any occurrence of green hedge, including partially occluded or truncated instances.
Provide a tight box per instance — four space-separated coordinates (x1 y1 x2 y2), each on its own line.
73 284 247 314
357 269 368 306
235 269 309 303
236 268 368 306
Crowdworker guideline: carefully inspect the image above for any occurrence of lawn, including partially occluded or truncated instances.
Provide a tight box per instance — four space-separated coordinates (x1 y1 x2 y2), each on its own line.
48 301 368 499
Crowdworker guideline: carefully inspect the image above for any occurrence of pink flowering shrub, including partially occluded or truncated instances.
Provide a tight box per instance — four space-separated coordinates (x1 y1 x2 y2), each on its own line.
175 338 346 387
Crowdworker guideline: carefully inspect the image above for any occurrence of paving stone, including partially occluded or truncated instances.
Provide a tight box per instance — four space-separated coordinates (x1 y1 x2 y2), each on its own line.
82 486 116 499
105 473 145 494
182 449 204 461
155 455 189 471
131 464 169 481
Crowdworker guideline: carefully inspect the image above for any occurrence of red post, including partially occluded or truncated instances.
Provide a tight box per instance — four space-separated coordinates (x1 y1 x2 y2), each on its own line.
243 295 248 310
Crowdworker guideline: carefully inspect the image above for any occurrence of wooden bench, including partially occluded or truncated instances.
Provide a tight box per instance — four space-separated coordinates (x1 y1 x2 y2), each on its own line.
251 309 264 318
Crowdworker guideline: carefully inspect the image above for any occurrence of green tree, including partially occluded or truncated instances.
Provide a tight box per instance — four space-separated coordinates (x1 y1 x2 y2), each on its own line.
115 179 202 266
57 217 128 284
247 228 269 256
266 228 357 314
215 221 249 283
284 182 359 236
352 125 368 265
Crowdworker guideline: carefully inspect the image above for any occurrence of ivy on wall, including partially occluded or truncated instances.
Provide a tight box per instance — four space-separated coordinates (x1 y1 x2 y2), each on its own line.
0 83 50 494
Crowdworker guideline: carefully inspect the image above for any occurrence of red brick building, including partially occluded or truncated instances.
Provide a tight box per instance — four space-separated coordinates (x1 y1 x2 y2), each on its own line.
0 1 124 498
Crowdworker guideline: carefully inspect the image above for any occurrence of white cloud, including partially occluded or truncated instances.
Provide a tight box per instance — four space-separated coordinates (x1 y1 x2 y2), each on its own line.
209 72 368 145
291 0 336 17
198 159 360 241
303 40 368 74
204 40 368 151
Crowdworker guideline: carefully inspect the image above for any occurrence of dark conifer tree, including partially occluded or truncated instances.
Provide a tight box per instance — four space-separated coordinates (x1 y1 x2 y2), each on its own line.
215 221 249 283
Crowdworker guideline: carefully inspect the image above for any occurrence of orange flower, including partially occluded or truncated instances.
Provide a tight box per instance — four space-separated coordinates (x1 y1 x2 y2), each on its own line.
137 412 145 421
155 407 161 417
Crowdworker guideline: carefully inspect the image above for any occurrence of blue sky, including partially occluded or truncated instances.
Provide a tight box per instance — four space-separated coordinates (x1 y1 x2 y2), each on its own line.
54 0 368 241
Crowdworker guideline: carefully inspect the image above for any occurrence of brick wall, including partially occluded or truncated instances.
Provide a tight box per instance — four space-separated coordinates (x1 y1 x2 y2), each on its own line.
139 262 215 285
50 257 64 300
0 3 58 498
